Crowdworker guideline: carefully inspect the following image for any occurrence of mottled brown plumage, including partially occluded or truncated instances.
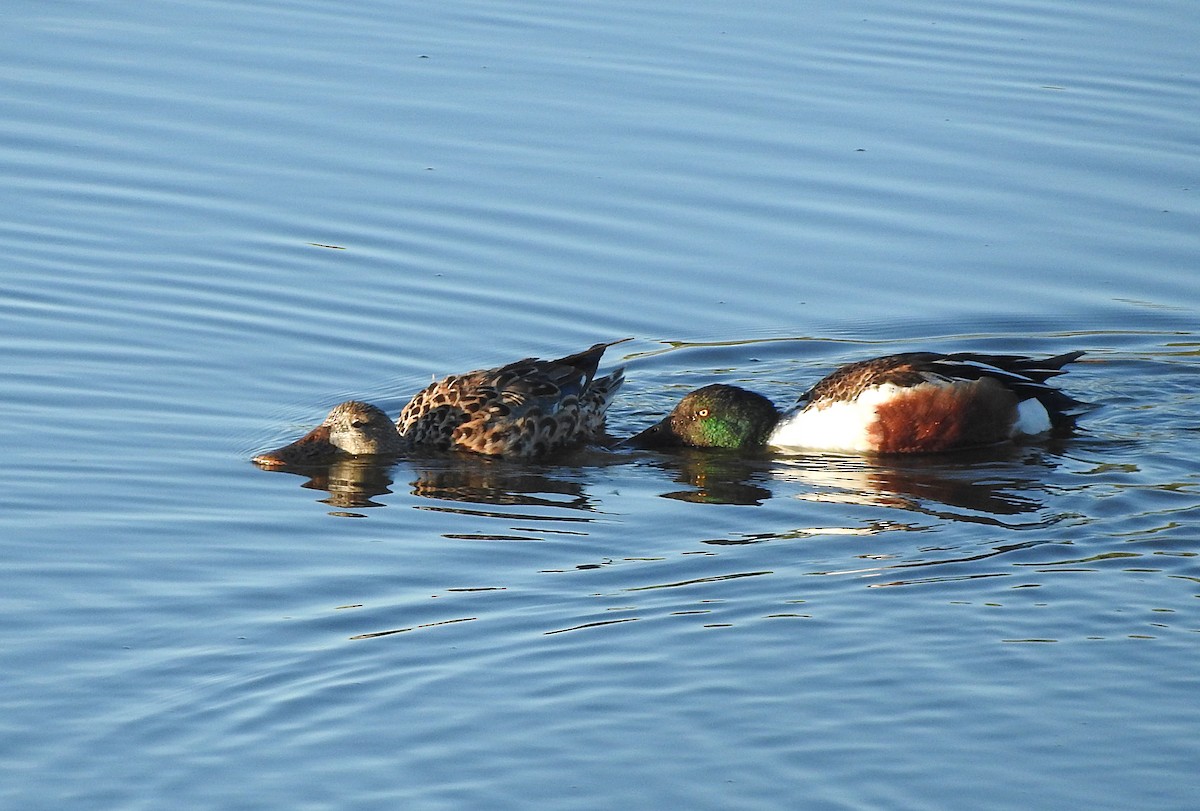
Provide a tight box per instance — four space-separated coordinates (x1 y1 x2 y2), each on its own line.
254 341 627 466
396 342 626 456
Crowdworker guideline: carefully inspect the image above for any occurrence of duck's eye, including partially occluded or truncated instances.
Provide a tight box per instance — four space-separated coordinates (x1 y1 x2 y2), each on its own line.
351 420 365 429
695 408 709 418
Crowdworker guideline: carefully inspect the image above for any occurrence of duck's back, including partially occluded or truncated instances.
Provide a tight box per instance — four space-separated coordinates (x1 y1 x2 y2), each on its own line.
397 341 626 456
770 351 1083 453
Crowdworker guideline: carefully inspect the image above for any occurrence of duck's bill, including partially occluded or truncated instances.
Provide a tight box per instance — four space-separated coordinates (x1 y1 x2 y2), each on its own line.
623 417 682 449
252 424 338 467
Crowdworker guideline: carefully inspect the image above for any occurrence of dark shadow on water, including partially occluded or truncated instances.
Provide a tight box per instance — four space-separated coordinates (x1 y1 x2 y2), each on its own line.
257 437 1079 529
636 441 1077 526
262 457 397 515
253 446 626 520
636 448 777 505
777 444 1074 527
403 451 601 513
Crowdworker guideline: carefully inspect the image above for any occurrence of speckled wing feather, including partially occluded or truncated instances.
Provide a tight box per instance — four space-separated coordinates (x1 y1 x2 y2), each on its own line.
395 340 627 457
798 353 938 405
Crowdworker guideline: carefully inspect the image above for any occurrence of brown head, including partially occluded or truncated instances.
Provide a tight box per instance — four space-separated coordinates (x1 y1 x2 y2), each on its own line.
253 401 403 467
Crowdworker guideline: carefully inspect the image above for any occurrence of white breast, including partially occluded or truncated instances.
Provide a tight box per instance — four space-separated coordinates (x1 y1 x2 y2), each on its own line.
767 384 908 453
767 382 1053 453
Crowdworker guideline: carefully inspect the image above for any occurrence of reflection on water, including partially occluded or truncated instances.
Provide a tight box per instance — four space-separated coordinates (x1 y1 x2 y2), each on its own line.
259 434 1079 529
774 445 1076 527
633 440 1076 522
253 426 1123 606
254 448 620 529
638 449 775 505
404 452 603 512
263 457 397 515
246 347 1198 646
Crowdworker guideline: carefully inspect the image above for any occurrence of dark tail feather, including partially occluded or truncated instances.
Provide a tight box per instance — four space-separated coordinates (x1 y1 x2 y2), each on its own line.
941 350 1086 432
1029 352 1087 431
1012 350 1085 382
945 350 1084 383
555 338 633 382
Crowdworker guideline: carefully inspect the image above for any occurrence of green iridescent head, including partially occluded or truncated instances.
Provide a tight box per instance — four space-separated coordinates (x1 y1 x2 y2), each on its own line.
627 384 780 449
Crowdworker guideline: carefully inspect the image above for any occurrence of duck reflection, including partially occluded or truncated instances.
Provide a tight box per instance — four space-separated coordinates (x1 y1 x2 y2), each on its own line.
254 447 619 519
637 441 1068 525
774 445 1066 527
260 438 1069 528
641 449 776 505
257 457 398 514
402 451 601 514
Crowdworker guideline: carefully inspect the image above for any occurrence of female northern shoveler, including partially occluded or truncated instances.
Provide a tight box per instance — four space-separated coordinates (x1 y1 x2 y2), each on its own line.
627 351 1084 454
253 341 627 465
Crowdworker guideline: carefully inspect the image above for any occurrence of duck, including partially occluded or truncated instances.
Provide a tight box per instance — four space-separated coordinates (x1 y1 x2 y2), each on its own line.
253 340 628 466
627 350 1084 454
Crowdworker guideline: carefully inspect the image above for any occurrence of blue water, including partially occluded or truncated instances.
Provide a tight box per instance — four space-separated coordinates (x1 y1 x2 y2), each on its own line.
2 0 1198 808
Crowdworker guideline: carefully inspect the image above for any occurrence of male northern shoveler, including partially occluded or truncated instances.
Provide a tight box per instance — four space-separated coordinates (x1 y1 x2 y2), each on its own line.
627 350 1084 454
253 340 627 466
